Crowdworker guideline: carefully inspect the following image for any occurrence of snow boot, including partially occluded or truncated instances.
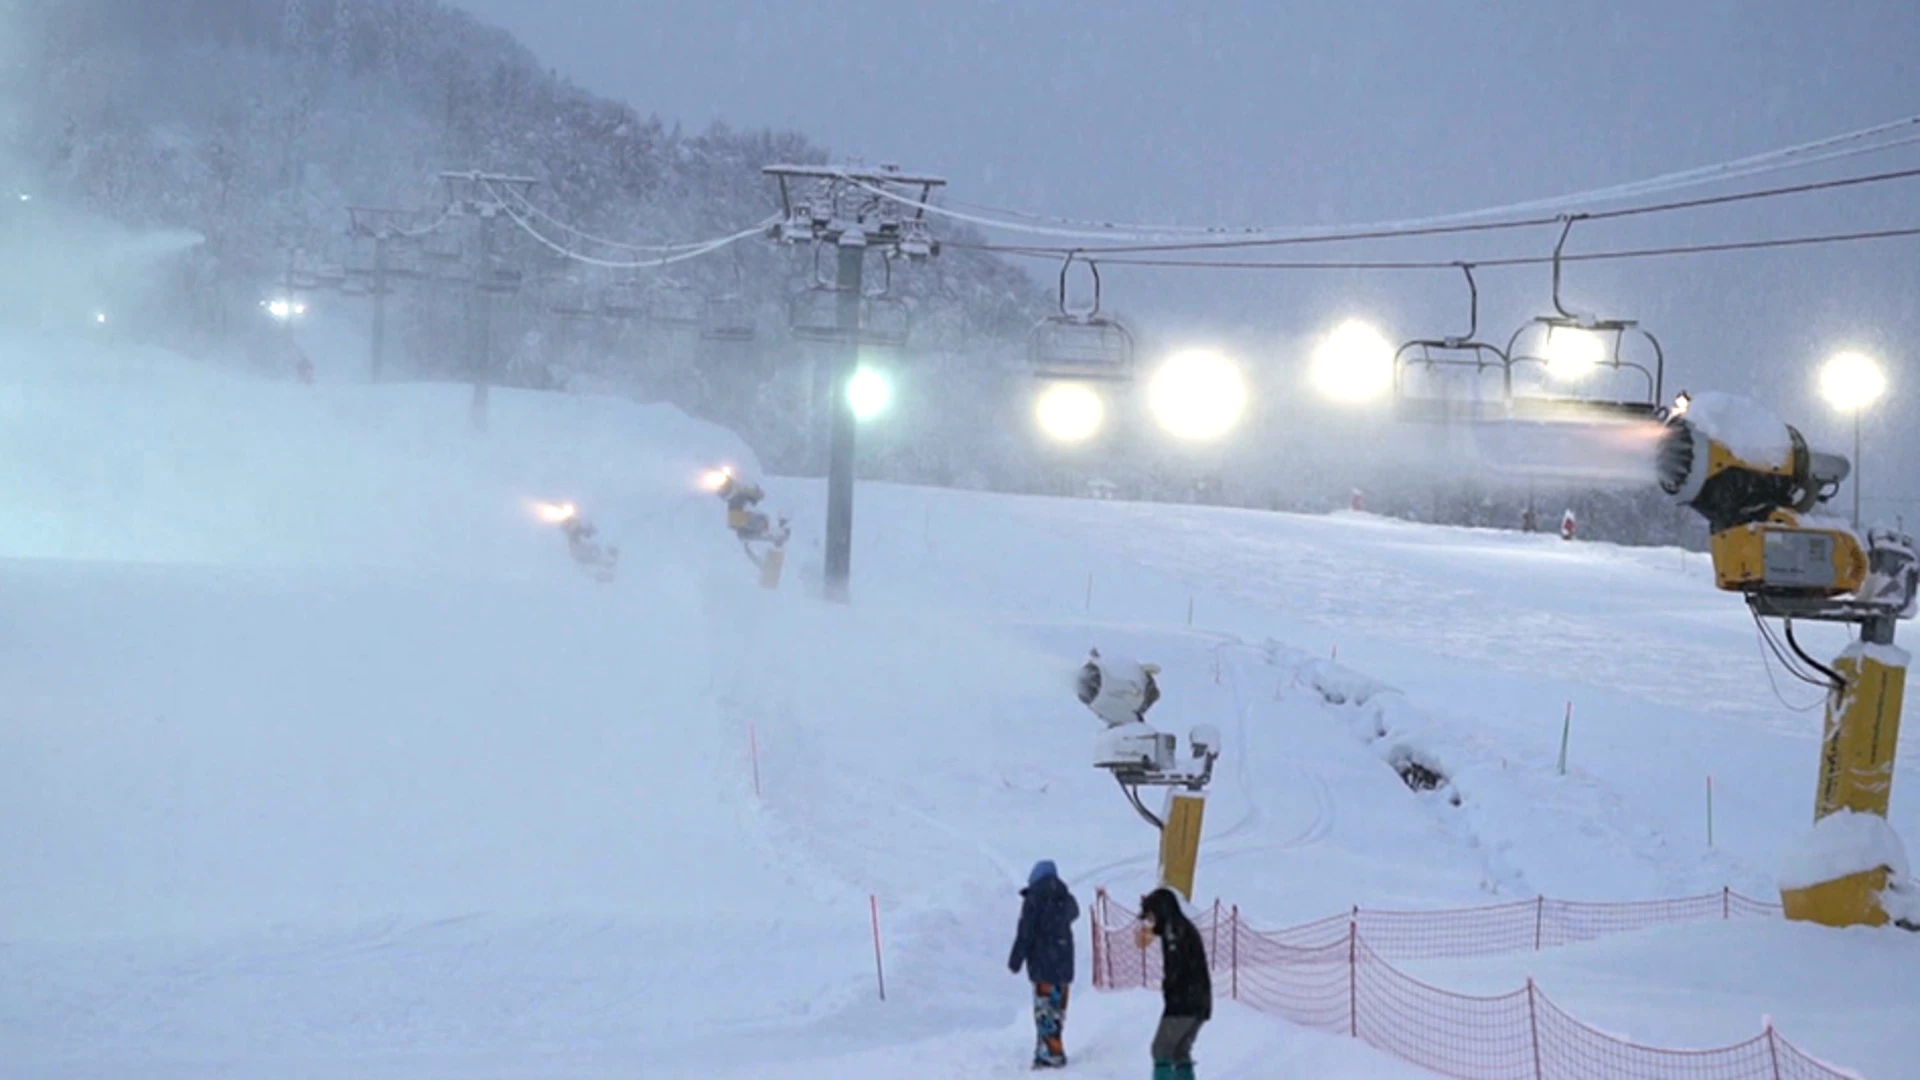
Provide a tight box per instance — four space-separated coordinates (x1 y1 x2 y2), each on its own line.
1152 1061 1177 1080
1173 1063 1195 1080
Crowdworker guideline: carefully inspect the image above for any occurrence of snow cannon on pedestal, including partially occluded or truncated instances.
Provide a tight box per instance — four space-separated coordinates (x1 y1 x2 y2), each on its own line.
1079 649 1221 901
534 501 620 584
1657 391 1918 930
702 467 790 590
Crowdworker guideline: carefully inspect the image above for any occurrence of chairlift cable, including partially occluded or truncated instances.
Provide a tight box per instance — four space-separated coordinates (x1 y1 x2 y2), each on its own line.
491 181 770 254
841 116 1920 243
485 181 771 270
941 163 1920 258
952 222 1920 272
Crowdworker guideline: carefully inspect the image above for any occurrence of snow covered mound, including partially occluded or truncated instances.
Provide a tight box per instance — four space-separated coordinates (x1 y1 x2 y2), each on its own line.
0 331 757 571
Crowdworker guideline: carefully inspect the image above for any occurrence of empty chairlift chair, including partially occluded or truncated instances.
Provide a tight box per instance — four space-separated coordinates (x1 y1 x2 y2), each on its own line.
1029 254 1134 381
1391 263 1513 422
1503 218 1667 421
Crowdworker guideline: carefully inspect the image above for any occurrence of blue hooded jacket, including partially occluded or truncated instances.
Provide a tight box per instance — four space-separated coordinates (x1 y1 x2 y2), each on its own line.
1008 860 1079 985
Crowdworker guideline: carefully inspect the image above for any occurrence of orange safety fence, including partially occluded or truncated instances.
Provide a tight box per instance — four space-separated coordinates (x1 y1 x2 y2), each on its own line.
1091 889 1856 1080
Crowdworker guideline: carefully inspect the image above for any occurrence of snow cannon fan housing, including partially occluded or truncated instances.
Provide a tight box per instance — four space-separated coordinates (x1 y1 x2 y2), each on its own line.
1656 395 1867 600
1077 652 1161 729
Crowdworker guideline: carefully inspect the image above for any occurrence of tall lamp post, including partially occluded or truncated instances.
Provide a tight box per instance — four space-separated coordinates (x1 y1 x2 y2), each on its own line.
1818 350 1888 529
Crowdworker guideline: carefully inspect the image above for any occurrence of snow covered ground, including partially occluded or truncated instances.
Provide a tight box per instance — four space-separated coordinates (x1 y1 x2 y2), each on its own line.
3 332 1915 1078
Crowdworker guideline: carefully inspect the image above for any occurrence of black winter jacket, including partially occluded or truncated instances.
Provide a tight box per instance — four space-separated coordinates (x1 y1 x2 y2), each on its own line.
1142 888 1212 1020
1009 873 1080 985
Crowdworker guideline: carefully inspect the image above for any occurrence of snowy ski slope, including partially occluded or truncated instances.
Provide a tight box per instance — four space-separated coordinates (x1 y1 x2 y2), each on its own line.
3 333 1916 1079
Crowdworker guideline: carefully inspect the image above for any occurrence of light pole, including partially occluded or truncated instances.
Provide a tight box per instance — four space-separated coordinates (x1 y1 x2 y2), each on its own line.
1818 350 1887 529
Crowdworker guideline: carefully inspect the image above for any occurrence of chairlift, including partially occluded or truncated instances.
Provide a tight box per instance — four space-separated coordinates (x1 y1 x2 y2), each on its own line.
702 294 757 342
786 245 910 347
420 232 464 265
1028 253 1135 381
478 264 523 296
861 292 910 349
647 281 704 329
1503 217 1666 420
601 280 647 318
547 278 598 318
1391 263 1512 422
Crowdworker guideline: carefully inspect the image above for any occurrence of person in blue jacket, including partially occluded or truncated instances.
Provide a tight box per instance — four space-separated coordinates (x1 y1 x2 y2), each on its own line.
1008 859 1080 1069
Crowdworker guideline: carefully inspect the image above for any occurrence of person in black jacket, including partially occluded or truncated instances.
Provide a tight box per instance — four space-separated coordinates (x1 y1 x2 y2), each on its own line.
1008 859 1080 1069
1136 887 1211 1080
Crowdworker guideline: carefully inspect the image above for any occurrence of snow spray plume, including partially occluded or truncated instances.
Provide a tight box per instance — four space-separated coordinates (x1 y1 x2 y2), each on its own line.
0 196 205 335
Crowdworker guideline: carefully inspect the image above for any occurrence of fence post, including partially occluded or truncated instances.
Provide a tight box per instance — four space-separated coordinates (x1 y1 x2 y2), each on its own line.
1347 912 1359 1038
1210 898 1221 970
1723 886 1731 920
1090 892 1103 990
1766 1023 1783 1080
1534 894 1546 951
1527 979 1544 1080
1140 907 1151 989
1105 902 1117 988
1230 904 1240 1002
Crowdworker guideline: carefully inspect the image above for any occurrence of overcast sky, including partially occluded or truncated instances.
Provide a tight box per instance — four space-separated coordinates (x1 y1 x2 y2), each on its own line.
451 0 1919 508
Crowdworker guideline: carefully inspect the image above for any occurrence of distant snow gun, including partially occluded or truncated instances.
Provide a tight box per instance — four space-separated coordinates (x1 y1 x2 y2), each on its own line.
1079 649 1220 901
702 467 790 590
534 501 620 584
1657 391 1917 930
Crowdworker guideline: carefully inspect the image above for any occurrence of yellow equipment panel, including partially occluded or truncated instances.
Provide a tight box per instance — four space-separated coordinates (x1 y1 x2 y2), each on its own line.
1158 790 1207 901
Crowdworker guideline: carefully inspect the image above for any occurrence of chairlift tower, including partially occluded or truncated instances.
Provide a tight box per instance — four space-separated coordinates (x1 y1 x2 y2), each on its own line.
345 206 431 383
438 171 538 431
762 162 944 603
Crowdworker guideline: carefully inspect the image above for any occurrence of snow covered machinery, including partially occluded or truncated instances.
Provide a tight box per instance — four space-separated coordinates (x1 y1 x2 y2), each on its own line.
534 501 620 584
704 467 790 590
1029 253 1136 382
1657 392 1918 930
1079 649 1221 900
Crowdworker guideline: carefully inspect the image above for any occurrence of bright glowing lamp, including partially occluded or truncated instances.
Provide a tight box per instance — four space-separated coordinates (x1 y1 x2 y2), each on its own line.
1544 327 1607 380
1035 382 1105 444
1309 319 1394 404
847 365 893 421
1148 348 1248 440
1819 350 1886 413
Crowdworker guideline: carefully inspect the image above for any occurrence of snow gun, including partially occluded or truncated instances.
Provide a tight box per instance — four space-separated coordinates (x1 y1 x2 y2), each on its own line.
1080 649 1220 901
702 467 789 590
1656 391 1917 930
534 501 620 584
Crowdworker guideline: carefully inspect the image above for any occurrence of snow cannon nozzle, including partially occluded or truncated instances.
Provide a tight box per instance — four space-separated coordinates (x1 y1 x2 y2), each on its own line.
699 466 735 495
532 500 579 525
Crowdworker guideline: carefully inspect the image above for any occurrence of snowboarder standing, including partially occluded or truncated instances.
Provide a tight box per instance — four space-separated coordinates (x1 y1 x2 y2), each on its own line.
1008 860 1080 1069
1136 887 1211 1080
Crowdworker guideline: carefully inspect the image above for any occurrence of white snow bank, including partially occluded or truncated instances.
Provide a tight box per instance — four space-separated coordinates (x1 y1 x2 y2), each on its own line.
1683 392 1792 470
1778 810 1911 891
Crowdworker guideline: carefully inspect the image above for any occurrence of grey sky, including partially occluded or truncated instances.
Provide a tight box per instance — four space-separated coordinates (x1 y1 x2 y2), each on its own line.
451 0 1919 508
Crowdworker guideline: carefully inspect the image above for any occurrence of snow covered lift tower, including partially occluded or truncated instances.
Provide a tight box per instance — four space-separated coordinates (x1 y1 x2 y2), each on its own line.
761 162 942 603
1658 393 1918 929
1504 216 1666 421
437 171 538 431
